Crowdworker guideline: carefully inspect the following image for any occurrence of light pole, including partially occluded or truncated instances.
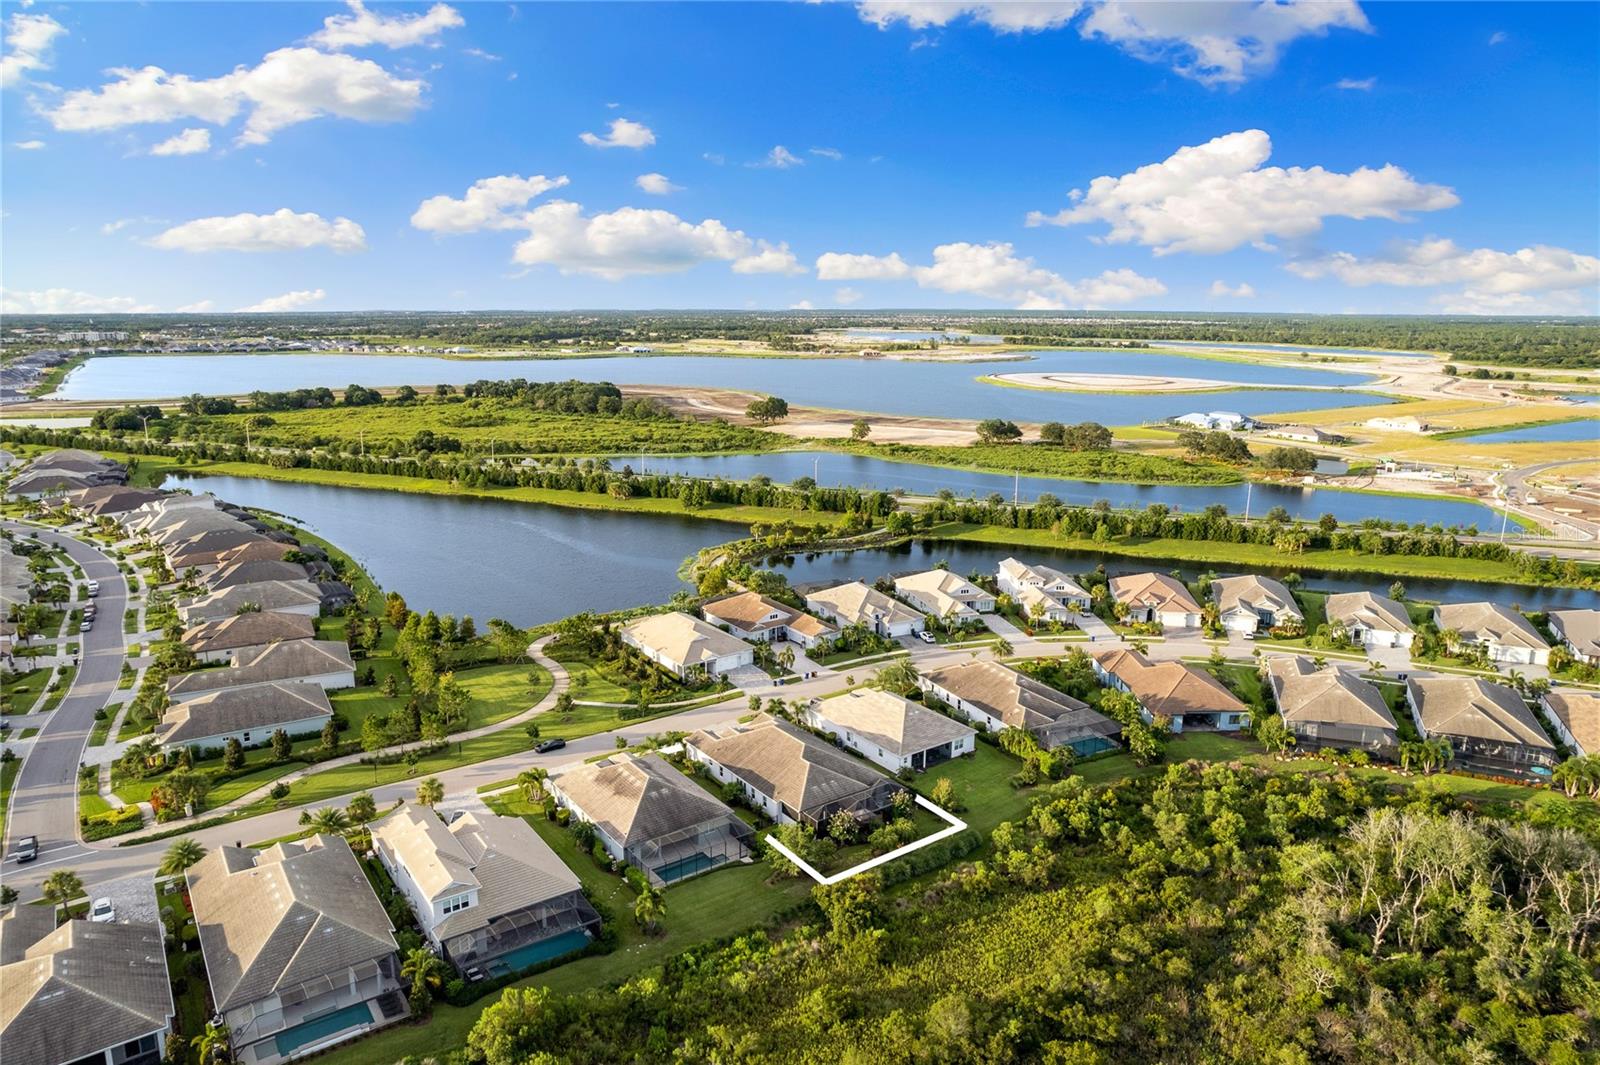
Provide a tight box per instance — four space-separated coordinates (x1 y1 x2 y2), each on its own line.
140 415 151 445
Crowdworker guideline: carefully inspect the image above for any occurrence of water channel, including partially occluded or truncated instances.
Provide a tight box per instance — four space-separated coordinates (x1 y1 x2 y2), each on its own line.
172 474 1586 628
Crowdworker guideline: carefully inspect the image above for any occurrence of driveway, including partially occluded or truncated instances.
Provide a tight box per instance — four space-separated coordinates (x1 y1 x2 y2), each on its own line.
2 523 128 869
1073 614 1116 643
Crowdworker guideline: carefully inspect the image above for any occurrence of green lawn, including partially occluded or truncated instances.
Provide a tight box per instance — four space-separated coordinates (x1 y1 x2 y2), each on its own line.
915 745 1040 837
38 666 75 713
547 643 692 705
1 667 50 715
317 793 811 1065
0 758 19 837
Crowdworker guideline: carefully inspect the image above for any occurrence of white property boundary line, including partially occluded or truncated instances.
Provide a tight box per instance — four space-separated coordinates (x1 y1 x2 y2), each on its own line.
763 794 967 886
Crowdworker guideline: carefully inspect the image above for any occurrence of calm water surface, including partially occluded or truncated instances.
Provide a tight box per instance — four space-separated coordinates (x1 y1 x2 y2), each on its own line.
1452 418 1600 445
606 451 1503 528
58 350 1384 424
173 474 1583 624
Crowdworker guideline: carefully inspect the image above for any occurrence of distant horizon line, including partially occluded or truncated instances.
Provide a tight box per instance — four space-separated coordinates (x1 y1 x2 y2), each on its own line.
7 309 1598 321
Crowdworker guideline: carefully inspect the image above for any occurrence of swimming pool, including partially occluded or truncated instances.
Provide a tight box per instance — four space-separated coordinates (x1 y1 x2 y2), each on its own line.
488 929 591 975
653 852 720 883
272 1002 372 1057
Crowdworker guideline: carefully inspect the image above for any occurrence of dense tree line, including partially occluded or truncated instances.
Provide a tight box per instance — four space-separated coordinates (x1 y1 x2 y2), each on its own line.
450 762 1600 1064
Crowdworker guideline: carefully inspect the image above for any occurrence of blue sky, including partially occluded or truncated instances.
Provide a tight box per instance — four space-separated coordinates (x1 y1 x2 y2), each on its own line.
2 1 1596 315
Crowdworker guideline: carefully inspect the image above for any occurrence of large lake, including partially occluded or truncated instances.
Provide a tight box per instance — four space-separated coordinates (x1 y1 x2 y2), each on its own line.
606 451 1505 529
171 474 1585 626
55 350 1383 424
1452 418 1600 445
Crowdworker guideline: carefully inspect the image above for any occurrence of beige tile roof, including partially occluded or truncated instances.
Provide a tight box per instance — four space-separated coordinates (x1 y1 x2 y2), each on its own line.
182 610 316 653
893 570 989 615
1093 649 1247 718
1549 609 1600 658
1109 572 1201 614
806 581 922 628
372 804 480 902
1212 575 1302 621
623 611 751 667
167 639 354 698
811 688 974 756
1542 691 1600 754
1435 602 1549 652
1407 677 1554 749
922 660 1122 744
1325 591 1414 634
187 834 396 1011
181 579 324 618
1 919 173 1065
553 752 743 849
687 714 891 816
702 591 832 640
1266 657 1397 730
156 681 333 747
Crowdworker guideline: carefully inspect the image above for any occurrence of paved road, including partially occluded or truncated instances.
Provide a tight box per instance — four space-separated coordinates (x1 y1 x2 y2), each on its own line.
1500 459 1600 542
2 523 128 869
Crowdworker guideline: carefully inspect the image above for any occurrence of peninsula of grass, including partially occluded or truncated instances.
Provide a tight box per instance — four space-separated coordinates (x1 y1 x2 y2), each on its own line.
930 522 1574 586
833 440 1243 486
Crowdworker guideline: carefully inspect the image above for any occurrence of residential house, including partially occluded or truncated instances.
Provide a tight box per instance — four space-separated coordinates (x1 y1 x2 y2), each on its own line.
155 681 333 752
1266 657 1399 753
1324 591 1416 649
371 805 601 973
63 484 166 518
701 591 836 650
187 835 406 1065
804 687 976 772
1434 602 1551 666
1211 574 1303 635
1175 412 1252 431
1093 648 1250 732
168 530 290 572
620 612 754 680
549 752 754 886
1265 425 1336 444
205 559 317 591
685 714 899 828
0 908 173 1065
182 610 318 664
919 660 1121 756
1365 415 1431 433
4 449 127 498
803 581 924 638
178 580 327 625
1108 572 1203 629
1540 690 1600 758
1405 676 1557 778
1549 609 1600 664
892 569 995 620
167 639 356 699
995 557 1091 621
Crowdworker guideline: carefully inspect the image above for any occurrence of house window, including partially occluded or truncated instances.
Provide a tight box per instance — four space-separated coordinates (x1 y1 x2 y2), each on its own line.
440 893 471 915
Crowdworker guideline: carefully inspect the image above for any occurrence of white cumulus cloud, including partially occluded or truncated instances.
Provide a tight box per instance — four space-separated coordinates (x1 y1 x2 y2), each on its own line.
1027 129 1458 255
1209 280 1256 298
175 300 215 312
410 174 569 233
308 1 464 50
41 46 428 145
834 287 864 305
1 12 65 89
859 1 1369 85
508 202 769 280
1286 239 1600 315
237 288 327 312
1335 76 1376 91
732 242 806 275
149 127 212 156
749 145 804 169
1 287 157 313
789 300 815 310
579 117 655 149
912 241 1166 309
815 251 913 281
150 208 368 253
634 172 682 195
809 146 843 160
13 139 45 149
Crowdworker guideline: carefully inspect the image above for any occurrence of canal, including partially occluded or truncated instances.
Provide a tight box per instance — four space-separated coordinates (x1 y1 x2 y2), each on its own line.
173 474 1587 627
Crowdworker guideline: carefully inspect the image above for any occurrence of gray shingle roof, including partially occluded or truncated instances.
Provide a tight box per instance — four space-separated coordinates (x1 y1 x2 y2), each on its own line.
187 834 396 1011
1 918 173 1065
1407 676 1554 749
688 714 892 817
922 660 1121 742
810 688 974 756
1549 609 1600 658
1267 657 1397 731
1325 591 1414 634
182 610 317 653
1435 602 1550 651
167 639 354 698
156 681 333 746
180 579 325 619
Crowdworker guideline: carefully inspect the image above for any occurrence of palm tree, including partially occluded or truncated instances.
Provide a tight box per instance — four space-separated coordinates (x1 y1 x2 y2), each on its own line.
993 637 1014 659
159 838 207 877
632 885 666 933
416 777 445 807
191 1021 232 1065
40 869 84 907
1554 759 1584 798
401 947 447 1015
306 807 350 834
872 658 920 696
517 767 548 804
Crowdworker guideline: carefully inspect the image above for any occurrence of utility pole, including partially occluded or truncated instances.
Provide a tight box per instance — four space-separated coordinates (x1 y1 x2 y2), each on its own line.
140 415 151 445
1243 481 1253 522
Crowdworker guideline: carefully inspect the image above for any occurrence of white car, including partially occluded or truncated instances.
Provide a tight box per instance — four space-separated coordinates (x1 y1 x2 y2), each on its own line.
88 897 115 923
85 581 100 596
917 631 937 644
